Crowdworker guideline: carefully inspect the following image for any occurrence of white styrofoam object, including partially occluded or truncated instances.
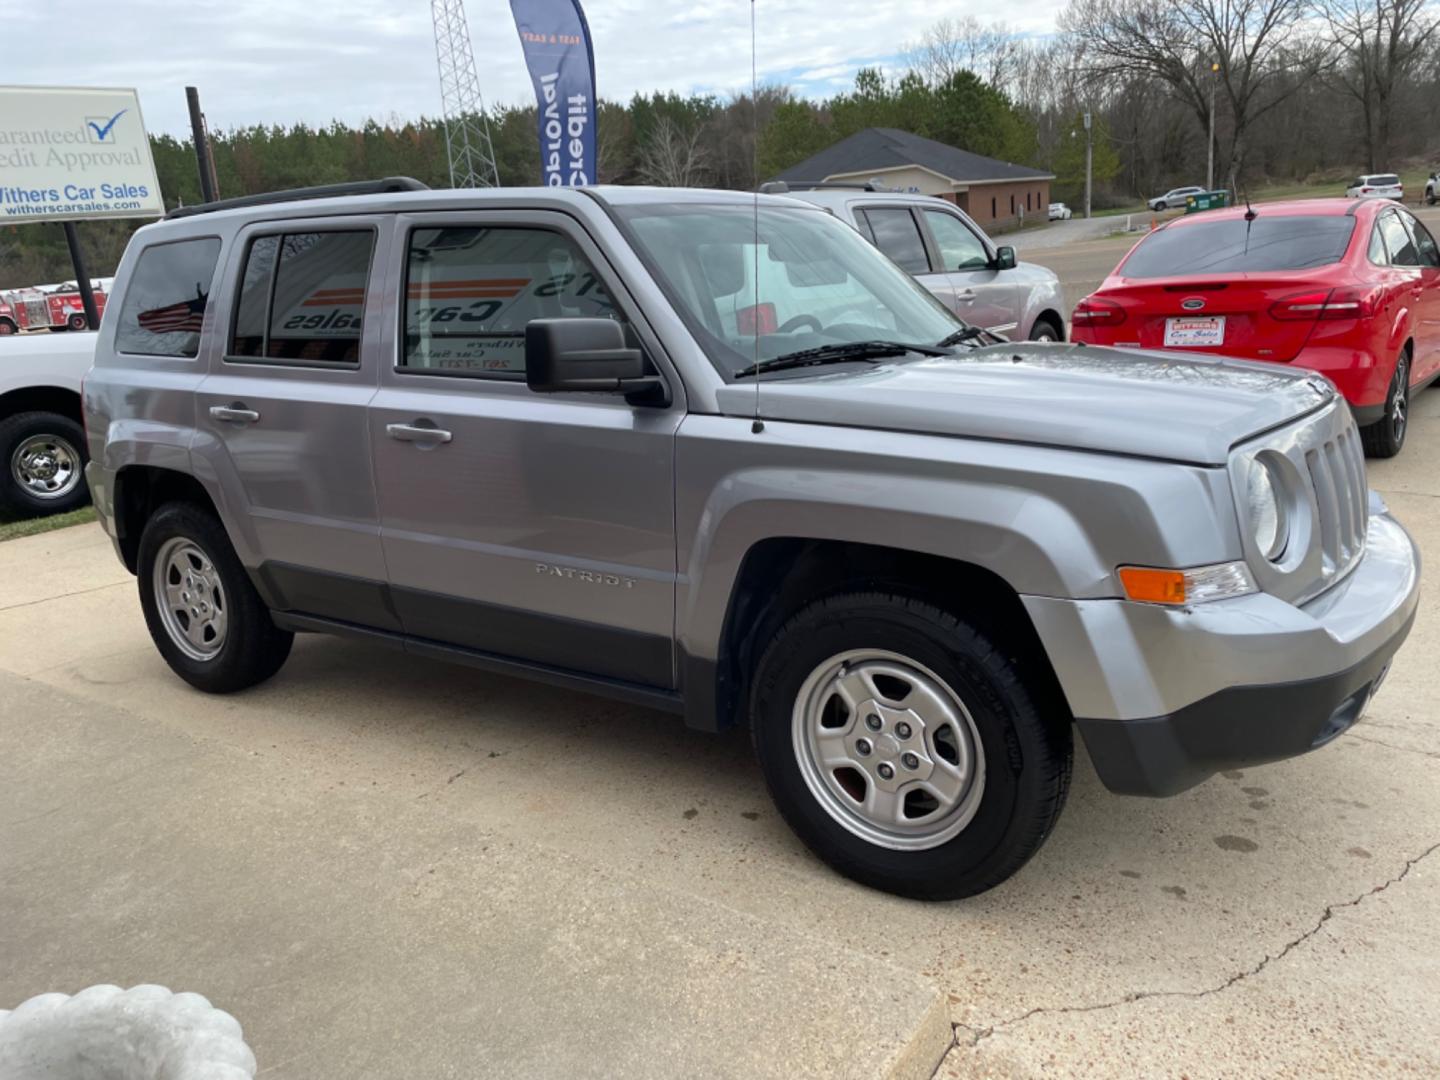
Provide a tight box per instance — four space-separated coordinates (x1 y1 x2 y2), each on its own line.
0 984 256 1080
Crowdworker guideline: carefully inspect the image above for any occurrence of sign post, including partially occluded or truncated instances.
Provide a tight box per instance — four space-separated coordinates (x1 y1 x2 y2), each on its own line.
0 85 165 328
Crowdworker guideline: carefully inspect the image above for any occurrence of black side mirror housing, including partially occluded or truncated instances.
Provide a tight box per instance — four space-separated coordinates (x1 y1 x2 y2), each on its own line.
525 318 666 403
992 246 1017 271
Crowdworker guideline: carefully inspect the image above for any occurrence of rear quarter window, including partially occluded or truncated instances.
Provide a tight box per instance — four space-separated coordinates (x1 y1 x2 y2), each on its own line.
1118 216 1356 278
114 237 223 357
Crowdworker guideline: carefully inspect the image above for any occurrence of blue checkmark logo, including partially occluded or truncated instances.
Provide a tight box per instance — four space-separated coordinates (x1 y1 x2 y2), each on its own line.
86 109 127 142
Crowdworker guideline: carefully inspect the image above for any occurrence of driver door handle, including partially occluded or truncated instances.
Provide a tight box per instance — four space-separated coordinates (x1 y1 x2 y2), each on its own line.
387 422 453 444
955 290 976 303
209 404 260 424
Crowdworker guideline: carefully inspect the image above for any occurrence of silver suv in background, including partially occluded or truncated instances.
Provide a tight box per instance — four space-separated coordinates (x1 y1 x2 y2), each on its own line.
1148 186 1206 211
770 185 1067 341
83 179 1419 900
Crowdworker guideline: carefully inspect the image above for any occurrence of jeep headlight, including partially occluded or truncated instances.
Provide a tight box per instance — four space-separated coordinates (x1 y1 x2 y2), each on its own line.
1246 456 1290 561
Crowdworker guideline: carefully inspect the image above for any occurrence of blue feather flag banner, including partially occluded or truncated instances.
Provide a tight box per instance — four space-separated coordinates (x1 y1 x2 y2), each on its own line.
509 0 597 186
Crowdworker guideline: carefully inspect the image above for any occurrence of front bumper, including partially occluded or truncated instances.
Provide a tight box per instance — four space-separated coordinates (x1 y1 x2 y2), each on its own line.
1024 502 1420 796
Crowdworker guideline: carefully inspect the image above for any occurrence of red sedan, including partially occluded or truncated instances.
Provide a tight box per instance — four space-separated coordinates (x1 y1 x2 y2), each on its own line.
1071 198 1440 456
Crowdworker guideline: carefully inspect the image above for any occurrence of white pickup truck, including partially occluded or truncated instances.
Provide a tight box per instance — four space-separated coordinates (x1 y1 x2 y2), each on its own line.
0 332 95 518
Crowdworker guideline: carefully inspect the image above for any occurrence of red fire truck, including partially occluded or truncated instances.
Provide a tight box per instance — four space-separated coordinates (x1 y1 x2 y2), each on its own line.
0 282 107 334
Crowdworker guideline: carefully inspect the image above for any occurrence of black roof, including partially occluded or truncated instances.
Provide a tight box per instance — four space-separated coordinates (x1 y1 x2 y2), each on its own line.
772 128 1052 186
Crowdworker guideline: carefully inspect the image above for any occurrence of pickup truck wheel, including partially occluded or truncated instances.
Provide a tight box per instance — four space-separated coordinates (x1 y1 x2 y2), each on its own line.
751 592 1072 900
1361 348 1409 458
0 411 90 518
137 502 293 693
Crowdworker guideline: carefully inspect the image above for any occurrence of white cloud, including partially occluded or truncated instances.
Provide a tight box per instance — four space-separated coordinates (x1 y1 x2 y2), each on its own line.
0 0 1067 135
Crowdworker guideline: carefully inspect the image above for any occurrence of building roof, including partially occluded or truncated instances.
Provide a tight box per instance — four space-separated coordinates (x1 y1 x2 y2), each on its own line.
772 127 1053 186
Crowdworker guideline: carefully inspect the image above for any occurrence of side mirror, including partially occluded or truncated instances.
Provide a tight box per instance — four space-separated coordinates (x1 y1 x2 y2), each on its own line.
992 246 1017 271
525 317 665 402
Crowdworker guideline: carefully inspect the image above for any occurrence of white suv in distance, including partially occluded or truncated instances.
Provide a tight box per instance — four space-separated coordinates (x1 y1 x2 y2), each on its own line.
1347 174 1404 201
769 184 1068 342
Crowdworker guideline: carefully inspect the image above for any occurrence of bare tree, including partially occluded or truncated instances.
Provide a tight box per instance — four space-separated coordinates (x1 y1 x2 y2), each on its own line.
1321 0 1440 169
636 117 711 187
906 17 1022 88
1061 0 1331 191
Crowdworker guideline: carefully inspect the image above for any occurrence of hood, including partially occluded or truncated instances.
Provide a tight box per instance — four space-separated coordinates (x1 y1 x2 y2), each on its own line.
714 342 1334 466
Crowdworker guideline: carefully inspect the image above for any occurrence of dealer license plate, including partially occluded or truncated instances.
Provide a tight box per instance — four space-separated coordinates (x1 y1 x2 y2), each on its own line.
1164 316 1225 347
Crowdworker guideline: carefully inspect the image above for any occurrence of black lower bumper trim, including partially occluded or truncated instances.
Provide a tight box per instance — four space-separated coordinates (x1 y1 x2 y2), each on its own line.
1077 611 1415 797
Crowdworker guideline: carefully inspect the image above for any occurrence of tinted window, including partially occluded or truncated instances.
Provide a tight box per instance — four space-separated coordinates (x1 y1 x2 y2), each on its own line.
402 226 619 378
1369 175 1401 187
923 209 989 271
1404 214 1440 267
1379 213 1419 266
228 231 373 364
862 208 930 273
1120 216 1356 278
115 238 222 357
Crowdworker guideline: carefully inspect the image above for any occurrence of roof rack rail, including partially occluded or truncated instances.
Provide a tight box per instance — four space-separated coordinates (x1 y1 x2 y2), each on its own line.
166 176 430 220
758 180 892 194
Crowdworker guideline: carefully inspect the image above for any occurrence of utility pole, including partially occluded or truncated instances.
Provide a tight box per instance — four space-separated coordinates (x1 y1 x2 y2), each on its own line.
1207 62 1220 192
1083 110 1093 220
186 86 219 204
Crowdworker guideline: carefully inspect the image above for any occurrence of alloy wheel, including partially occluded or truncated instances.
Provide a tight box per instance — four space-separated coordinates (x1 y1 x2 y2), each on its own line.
152 537 229 661
791 649 986 851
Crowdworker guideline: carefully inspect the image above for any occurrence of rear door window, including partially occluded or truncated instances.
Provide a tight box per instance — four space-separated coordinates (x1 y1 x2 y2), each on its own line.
1402 213 1440 268
1378 212 1419 267
860 208 931 274
1119 216 1356 277
114 237 223 357
228 230 375 365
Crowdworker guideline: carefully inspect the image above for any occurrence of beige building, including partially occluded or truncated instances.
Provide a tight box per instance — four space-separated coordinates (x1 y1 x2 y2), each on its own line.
771 128 1053 230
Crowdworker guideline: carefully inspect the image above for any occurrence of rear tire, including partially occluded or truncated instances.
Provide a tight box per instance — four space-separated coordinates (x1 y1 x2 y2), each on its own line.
750 592 1072 900
137 502 293 693
0 319 15 335
0 411 90 518
66 313 88 331
1361 349 1409 459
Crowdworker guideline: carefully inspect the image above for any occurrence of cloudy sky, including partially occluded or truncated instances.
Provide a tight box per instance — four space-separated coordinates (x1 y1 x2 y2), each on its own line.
1 0 1063 136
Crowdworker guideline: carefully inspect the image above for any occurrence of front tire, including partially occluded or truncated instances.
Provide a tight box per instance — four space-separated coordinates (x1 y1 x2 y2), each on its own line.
0 319 15 336
1361 349 1409 458
0 411 90 518
137 502 293 693
1028 317 1064 343
750 592 1072 900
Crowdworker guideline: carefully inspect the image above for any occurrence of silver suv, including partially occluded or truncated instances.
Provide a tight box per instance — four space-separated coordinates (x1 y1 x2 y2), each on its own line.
83 179 1420 900
774 186 1067 341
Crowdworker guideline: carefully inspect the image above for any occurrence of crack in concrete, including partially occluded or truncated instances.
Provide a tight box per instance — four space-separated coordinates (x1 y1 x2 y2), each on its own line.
954 840 1440 1053
1346 731 1440 760
0 579 129 612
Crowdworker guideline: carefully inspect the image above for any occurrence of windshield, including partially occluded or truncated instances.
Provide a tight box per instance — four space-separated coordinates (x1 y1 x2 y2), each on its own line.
1120 216 1357 277
614 202 960 378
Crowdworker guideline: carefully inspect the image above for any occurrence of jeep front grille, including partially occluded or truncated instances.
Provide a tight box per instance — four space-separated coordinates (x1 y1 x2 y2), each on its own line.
1305 425 1367 582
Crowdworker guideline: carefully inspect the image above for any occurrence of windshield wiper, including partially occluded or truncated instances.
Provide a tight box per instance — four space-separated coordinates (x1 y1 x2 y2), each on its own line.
734 339 947 379
938 325 1002 347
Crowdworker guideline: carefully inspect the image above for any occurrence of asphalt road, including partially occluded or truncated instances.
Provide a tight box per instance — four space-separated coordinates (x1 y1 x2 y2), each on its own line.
2 234 1439 1077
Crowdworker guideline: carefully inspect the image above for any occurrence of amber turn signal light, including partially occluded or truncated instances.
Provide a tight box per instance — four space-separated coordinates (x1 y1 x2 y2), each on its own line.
1118 567 1187 605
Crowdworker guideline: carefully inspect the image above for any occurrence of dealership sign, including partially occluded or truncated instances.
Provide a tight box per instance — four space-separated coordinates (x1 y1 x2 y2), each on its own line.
0 85 164 222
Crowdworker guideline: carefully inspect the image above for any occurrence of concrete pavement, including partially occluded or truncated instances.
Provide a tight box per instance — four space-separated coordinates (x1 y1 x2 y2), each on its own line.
2 392 1438 1077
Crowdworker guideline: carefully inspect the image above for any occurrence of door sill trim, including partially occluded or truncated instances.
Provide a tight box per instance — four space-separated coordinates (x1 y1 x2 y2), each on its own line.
271 611 685 715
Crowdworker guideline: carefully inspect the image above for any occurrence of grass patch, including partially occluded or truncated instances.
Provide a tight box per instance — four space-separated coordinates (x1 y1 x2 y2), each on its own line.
0 505 97 542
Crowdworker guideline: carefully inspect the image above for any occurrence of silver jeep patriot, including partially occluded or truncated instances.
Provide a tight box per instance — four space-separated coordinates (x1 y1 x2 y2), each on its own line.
83 179 1420 900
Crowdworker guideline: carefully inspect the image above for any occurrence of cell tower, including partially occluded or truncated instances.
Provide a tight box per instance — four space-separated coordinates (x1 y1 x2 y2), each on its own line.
430 0 501 188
